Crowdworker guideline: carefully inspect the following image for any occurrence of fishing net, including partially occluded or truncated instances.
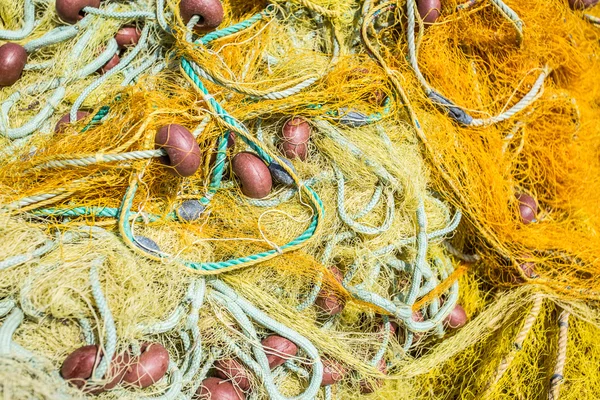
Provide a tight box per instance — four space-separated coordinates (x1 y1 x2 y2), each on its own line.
1 0 600 399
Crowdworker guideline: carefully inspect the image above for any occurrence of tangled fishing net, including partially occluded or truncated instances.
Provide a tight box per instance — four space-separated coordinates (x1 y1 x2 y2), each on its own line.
2 0 600 398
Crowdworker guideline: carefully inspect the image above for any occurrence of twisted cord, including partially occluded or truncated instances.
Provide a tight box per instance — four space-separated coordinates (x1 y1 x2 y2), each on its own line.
488 0 523 43
196 9 270 45
470 68 548 126
155 0 170 32
324 385 332 400
442 241 481 263
6 190 69 210
405 201 429 305
297 231 355 311
456 0 480 10
186 348 221 397
122 51 163 85
138 305 186 335
549 310 570 400
189 57 321 100
316 119 398 187
352 184 383 219
372 210 462 256
404 0 544 126
35 149 167 170
584 14 600 26
75 39 120 79
370 316 390 367
1 22 105 139
346 260 460 333
284 360 310 378
189 6 338 100
248 176 325 208
1 87 66 139
197 131 229 207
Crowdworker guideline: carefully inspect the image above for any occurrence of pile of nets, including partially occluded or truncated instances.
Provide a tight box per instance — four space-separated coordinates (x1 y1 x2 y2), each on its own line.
1 0 600 399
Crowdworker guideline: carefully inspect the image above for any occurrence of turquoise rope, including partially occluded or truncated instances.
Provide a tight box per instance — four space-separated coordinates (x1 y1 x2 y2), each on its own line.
112 58 324 273
30 206 169 222
199 131 230 207
118 178 321 272
196 9 271 45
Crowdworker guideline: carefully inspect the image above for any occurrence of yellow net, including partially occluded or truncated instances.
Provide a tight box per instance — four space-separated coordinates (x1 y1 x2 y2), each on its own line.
1 0 600 399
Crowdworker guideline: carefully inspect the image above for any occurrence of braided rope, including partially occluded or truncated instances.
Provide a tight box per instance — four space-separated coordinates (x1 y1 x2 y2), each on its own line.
0 239 56 271
69 23 152 121
81 6 155 19
0 299 16 318
0 307 24 355
138 305 186 335
297 231 355 311
140 362 183 400
488 0 524 44
181 279 205 384
89 258 117 380
24 16 94 53
333 164 395 235
187 348 221 396
35 149 167 170
0 0 36 40
79 317 96 345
